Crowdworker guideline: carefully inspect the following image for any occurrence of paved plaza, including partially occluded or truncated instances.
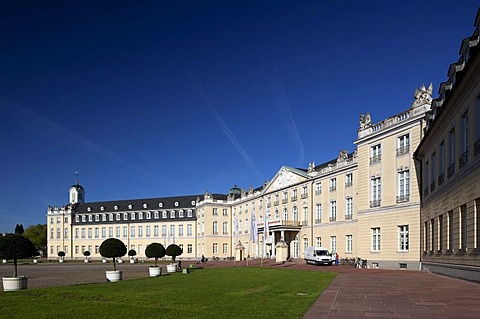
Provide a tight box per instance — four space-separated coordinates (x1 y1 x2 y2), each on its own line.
1 259 479 318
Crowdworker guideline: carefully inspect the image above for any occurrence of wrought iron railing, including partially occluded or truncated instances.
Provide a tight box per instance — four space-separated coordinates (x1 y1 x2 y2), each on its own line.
396 145 410 156
459 150 469 169
396 194 410 203
370 155 381 165
447 163 455 178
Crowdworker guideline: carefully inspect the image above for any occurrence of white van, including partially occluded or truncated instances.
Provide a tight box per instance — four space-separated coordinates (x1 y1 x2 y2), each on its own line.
304 246 334 265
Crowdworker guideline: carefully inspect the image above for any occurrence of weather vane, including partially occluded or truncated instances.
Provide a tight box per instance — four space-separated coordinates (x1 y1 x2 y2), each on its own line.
75 171 79 185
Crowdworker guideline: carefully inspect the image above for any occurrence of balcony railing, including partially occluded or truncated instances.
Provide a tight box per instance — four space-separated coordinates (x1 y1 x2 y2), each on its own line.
301 193 308 199
274 201 279 206
345 214 353 220
475 138 480 157
302 220 308 226
315 219 322 224
424 187 429 196
447 163 455 178
329 186 337 192
396 145 410 156
315 190 321 195
438 173 444 186
459 150 469 169
282 199 288 204
329 216 337 222
291 196 298 201
396 194 410 203
370 200 381 208
430 181 436 192
370 155 381 165
345 181 353 187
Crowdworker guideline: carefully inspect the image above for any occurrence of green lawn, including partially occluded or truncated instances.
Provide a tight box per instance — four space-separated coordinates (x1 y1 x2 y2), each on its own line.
0 267 335 318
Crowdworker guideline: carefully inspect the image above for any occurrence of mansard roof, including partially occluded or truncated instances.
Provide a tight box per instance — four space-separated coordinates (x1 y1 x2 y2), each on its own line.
75 194 203 214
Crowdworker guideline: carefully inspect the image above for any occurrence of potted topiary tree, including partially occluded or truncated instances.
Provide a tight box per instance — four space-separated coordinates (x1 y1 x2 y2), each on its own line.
58 251 65 263
99 238 127 282
128 249 137 263
0 233 37 291
166 244 182 273
145 243 166 277
83 250 91 263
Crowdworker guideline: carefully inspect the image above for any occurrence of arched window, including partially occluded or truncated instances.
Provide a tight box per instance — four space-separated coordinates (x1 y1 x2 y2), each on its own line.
50 228 54 239
293 206 298 221
64 228 69 239
56 228 61 239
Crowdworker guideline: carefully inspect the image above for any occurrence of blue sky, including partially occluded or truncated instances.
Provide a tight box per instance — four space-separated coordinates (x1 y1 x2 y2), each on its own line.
0 0 477 233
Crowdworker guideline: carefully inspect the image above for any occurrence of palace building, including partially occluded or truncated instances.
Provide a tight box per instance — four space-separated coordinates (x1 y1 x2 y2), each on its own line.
414 9 480 281
47 9 480 278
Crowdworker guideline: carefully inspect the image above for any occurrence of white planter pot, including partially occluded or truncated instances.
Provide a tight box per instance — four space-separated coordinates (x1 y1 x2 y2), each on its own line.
167 264 177 273
2 276 28 292
149 266 162 277
105 270 122 282
33 259 38 264
59 259 64 263
102 258 107 263
2 259 7 264
130 259 135 264
117 258 123 263
84 259 89 263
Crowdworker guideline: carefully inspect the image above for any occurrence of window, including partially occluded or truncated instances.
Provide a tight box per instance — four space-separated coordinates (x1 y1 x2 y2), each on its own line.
187 210 193 217
398 225 409 251
130 212 135 220
108 227 113 237
302 207 308 225
170 211 175 218
345 173 353 187
162 225 167 237
146 225 151 237
223 243 228 254
329 178 337 191
316 237 322 247
345 197 353 219
123 213 128 221
88 215 92 222
371 177 381 207
330 236 336 252
87 228 92 238
282 207 288 221
448 128 455 177
301 185 308 198
138 212 143 220
82 215 86 222
315 204 322 224
303 238 308 249
75 228 79 239
81 228 86 238
109 214 113 221
50 228 54 239
397 134 409 156
283 191 288 202
123 226 127 237
346 235 352 253
153 225 159 237
187 244 193 254
213 221 218 235
154 211 159 219
372 228 381 251
222 208 228 216
274 194 279 205
460 112 469 168
138 226 143 237
448 210 454 251
292 189 298 200
431 153 436 191
64 228 68 239
130 226 135 238
315 182 322 195
397 170 410 203
213 208 218 216
178 225 184 236
439 141 445 185
213 243 218 254
223 222 228 235
187 224 192 236
438 215 444 251
370 144 381 164
57 228 61 239
329 201 337 222
461 205 467 250
162 211 167 218
293 206 298 222
170 225 175 236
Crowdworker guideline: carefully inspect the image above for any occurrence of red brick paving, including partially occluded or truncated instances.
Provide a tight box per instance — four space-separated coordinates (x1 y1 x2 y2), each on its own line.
2 258 479 318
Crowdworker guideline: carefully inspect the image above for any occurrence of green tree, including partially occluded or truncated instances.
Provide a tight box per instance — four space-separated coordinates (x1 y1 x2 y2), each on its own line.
145 243 166 267
166 244 182 264
100 238 127 271
24 224 47 257
0 234 37 277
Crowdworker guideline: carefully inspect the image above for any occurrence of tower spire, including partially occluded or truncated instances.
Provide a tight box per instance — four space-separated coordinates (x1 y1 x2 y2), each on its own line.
75 171 79 185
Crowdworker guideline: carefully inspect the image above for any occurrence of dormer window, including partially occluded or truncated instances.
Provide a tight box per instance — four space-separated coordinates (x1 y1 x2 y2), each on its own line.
88 215 93 222
114 205 118 210
82 215 86 222
123 213 128 220
179 210 184 218
187 209 193 217
170 210 176 218
143 203 147 209
138 212 143 220
100 206 105 211
75 215 80 222
159 203 163 208
95 214 100 222
191 200 195 205
131 212 135 220
109 213 113 221
175 202 179 207
87 207 91 212
128 204 133 209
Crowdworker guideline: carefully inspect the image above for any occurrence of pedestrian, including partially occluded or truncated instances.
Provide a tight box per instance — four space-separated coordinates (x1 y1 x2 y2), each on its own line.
335 252 339 266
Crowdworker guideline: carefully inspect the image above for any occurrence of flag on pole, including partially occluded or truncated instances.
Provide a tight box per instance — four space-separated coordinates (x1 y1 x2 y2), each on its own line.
233 215 239 242
251 209 258 243
264 211 269 242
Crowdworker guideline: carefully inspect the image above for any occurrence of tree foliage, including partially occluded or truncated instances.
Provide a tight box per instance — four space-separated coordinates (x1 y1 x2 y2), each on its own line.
15 224 25 235
100 238 127 271
24 224 47 257
128 249 137 257
145 243 166 267
0 234 37 277
166 244 182 263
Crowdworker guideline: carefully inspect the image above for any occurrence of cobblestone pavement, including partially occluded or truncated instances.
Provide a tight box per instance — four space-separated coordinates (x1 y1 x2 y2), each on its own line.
2 259 479 318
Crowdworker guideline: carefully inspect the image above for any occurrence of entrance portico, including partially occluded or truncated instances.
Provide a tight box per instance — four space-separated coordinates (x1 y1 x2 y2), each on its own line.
258 220 301 259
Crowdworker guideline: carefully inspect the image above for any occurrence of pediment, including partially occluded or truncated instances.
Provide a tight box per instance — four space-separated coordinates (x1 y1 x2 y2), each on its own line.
263 167 308 193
